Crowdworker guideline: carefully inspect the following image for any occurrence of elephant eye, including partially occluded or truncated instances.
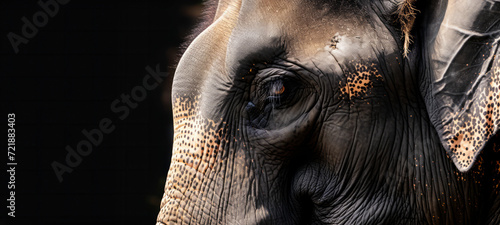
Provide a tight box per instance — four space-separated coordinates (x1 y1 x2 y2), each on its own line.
255 76 298 109
267 79 286 103
271 81 285 95
245 68 308 128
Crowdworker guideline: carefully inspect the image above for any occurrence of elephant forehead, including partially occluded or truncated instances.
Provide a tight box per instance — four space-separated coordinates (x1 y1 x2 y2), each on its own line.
223 0 399 69
175 0 399 85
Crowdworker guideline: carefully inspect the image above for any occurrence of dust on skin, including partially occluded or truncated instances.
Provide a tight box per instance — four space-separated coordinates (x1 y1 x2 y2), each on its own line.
339 63 383 101
447 56 500 170
489 133 500 194
157 95 225 224
495 159 500 194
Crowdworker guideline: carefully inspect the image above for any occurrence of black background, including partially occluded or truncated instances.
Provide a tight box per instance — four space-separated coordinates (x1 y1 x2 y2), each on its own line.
1 1 203 224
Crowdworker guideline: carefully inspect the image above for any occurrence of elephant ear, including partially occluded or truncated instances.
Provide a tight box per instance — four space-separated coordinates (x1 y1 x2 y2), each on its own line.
421 0 500 172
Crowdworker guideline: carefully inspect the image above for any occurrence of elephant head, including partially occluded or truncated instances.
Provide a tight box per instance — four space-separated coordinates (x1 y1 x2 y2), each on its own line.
157 0 500 224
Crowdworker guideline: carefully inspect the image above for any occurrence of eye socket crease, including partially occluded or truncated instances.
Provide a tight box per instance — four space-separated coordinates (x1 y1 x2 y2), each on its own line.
242 62 319 129
245 75 299 129
242 60 320 115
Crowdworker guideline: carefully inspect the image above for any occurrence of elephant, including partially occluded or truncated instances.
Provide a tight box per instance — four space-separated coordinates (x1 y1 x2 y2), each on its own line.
156 0 500 224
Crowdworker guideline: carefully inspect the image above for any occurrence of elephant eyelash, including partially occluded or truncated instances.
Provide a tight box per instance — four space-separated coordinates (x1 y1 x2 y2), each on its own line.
267 79 285 104
253 76 299 110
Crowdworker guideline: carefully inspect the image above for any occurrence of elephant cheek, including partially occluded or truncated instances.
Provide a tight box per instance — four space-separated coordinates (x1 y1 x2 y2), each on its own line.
157 95 225 224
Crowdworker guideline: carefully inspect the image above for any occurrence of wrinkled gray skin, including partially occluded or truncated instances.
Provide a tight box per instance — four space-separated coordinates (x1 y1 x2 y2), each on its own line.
157 0 500 224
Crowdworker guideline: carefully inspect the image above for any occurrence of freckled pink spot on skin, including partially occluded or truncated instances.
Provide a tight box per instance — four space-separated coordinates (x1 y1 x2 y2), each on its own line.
158 95 227 224
339 63 382 101
446 57 500 170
